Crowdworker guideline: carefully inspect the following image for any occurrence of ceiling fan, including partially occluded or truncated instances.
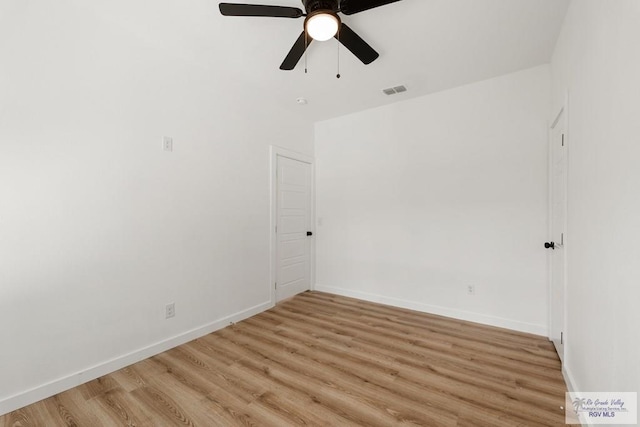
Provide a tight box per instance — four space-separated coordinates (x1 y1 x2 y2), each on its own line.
219 0 402 70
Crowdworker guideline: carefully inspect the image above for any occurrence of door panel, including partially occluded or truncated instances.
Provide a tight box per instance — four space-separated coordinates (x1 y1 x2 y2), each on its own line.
279 215 306 234
279 239 305 260
279 262 307 284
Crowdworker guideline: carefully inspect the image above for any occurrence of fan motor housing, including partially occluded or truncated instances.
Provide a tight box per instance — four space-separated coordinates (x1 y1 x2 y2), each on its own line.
303 0 338 13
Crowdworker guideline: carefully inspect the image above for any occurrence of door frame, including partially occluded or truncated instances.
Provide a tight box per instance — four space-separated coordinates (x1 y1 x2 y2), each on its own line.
548 93 569 360
269 146 315 306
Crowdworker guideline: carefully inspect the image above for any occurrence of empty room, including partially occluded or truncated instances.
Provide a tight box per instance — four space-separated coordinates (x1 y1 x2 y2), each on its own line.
1 0 639 425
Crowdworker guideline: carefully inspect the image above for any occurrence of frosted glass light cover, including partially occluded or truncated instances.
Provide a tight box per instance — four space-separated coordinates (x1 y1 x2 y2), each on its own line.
306 13 339 41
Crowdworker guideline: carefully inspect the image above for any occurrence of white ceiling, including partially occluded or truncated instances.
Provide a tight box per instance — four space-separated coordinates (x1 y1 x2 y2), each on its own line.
6 0 569 124
211 0 570 121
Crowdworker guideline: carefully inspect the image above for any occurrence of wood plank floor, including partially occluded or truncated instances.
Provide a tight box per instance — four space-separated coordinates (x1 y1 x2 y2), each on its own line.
1 292 569 426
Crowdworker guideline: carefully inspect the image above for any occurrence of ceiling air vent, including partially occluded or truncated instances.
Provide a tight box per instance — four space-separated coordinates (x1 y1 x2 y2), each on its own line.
382 85 408 95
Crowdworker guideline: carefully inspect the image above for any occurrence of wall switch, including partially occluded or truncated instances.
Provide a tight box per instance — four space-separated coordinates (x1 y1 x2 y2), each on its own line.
467 285 475 295
163 136 173 152
165 303 175 319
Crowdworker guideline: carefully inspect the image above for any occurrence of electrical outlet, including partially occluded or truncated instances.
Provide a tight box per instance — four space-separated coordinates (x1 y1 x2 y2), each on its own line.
165 303 175 319
467 285 475 295
163 136 173 152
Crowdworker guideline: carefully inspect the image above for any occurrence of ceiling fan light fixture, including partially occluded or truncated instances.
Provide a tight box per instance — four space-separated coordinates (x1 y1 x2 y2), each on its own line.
305 11 340 41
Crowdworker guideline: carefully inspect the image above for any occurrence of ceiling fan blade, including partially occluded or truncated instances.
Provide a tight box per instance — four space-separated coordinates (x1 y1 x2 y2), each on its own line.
339 0 401 15
280 32 312 70
335 23 379 65
219 3 304 18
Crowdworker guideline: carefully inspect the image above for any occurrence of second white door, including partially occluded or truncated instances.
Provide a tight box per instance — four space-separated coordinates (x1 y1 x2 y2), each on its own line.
549 111 567 361
276 155 312 302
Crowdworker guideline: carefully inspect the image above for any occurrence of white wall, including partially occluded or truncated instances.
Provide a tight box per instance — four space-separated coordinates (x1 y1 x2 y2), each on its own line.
315 66 551 335
550 1 640 395
0 2 312 414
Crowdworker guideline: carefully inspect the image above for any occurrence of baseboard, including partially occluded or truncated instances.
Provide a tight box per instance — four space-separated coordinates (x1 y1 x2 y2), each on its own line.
562 364 589 427
0 300 274 416
314 284 548 336
563 364 579 393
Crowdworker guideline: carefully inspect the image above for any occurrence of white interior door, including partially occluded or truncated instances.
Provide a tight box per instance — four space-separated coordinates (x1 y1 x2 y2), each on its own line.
276 155 312 302
549 111 567 361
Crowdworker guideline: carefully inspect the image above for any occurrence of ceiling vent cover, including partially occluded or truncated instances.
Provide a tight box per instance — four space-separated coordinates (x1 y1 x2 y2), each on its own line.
382 85 407 95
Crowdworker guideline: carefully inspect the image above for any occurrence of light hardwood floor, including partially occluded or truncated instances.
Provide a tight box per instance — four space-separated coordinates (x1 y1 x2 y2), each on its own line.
1 292 568 426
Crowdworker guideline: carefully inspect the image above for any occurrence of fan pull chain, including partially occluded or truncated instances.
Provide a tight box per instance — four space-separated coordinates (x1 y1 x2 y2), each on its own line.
304 31 308 74
336 28 341 79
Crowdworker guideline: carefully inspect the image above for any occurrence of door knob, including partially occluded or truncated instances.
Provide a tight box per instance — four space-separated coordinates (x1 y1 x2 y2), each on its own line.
307 231 313 236
545 242 555 250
